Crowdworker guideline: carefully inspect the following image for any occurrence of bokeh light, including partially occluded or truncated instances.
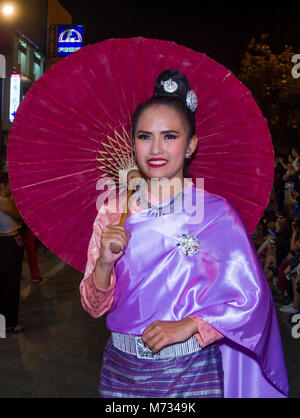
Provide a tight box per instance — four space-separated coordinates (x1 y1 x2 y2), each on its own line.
2 4 14 16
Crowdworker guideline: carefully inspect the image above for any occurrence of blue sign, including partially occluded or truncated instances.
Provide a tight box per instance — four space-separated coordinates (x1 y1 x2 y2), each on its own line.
57 25 84 57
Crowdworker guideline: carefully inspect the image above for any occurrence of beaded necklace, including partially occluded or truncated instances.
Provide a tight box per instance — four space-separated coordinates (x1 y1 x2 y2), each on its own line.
136 182 186 217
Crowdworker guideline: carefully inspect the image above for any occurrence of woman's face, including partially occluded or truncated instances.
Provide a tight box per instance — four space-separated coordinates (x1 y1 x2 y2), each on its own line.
133 104 197 183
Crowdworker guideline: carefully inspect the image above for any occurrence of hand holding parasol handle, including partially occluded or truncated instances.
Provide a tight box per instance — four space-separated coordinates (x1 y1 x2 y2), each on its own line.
109 243 124 254
109 170 142 254
109 189 134 254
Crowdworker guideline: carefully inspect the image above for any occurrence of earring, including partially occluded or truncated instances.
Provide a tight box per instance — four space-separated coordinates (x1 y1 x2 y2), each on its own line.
185 152 192 159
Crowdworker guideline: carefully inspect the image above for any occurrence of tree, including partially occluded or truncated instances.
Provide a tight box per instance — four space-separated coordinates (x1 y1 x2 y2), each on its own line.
238 34 300 154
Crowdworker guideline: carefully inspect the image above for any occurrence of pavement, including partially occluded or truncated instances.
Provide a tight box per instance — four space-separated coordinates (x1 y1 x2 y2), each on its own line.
0 244 299 398
0 244 110 398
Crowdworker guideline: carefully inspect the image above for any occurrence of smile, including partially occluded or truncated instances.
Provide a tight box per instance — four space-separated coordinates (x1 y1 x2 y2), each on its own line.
147 159 168 167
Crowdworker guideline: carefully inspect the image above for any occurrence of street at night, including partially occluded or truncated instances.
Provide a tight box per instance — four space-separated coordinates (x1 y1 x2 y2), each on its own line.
1 0 300 400
0 246 299 398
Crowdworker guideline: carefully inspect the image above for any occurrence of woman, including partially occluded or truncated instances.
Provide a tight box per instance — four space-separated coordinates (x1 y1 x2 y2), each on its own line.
0 172 24 333
274 157 286 215
282 162 296 219
289 190 300 219
274 217 292 271
291 219 300 252
80 70 288 398
279 262 300 315
279 220 300 314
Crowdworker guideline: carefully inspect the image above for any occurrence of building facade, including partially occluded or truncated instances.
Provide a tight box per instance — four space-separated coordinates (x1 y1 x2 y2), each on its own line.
0 0 72 170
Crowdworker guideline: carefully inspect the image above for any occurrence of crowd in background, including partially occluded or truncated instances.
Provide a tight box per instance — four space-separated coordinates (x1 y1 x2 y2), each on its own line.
1 147 300 333
252 147 300 320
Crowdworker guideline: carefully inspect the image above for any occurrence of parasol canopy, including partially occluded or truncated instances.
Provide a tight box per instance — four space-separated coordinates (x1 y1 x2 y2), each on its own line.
7 37 274 273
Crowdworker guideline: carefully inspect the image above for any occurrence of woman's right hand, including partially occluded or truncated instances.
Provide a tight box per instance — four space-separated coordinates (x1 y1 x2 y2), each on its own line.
98 225 131 268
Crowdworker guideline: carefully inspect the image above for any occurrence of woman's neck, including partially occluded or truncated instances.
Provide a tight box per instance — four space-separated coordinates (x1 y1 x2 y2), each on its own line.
145 176 191 205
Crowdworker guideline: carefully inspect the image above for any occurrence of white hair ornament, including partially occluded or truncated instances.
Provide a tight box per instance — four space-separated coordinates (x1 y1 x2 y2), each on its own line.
160 78 198 112
186 90 198 112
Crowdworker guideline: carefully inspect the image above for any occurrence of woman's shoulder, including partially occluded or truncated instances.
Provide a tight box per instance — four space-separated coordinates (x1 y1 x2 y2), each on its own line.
195 185 236 214
189 184 244 229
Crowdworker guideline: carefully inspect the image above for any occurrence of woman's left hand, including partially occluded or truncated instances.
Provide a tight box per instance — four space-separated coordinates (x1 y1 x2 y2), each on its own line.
142 318 198 354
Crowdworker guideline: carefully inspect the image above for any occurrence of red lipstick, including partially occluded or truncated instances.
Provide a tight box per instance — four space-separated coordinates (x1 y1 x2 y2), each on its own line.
147 158 168 168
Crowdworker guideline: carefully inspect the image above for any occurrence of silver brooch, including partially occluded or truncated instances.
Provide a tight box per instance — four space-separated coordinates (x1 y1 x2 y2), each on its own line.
186 90 198 112
161 79 178 93
177 233 200 256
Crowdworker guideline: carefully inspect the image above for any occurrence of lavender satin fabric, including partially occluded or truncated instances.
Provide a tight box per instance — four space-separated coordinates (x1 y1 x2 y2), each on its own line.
106 185 289 398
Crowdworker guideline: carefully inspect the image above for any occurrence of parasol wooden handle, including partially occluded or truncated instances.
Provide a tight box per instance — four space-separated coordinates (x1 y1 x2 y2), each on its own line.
109 243 123 254
109 188 134 254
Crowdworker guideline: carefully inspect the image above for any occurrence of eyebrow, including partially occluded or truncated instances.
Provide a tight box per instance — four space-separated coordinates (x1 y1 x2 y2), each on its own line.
136 130 180 135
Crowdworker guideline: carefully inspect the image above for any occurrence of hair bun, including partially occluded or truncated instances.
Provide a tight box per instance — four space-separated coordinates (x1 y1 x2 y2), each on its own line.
155 69 190 97
154 69 197 112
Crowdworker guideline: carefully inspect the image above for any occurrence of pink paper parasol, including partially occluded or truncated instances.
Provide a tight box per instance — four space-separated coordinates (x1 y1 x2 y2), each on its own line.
7 37 274 273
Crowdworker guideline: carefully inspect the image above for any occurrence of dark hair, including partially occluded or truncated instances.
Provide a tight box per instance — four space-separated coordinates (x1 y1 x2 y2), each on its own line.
131 69 196 141
278 218 292 241
293 147 300 155
0 172 9 185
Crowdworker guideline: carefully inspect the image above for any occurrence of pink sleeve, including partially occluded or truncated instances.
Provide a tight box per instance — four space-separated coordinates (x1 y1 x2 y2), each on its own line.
187 315 224 348
79 206 121 319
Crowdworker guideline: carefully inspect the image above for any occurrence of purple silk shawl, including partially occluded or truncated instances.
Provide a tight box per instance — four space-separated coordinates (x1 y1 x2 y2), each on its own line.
106 185 289 398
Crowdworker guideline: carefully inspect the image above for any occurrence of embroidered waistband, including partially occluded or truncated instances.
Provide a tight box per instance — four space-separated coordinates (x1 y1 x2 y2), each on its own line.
111 332 201 360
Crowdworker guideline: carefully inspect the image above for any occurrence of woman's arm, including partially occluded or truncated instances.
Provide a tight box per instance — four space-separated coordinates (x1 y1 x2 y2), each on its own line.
278 158 288 170
290 230 300 251
141 316 224 353
93 259 114 290
79 212 117 319
282 171 291 181
141 318 198 354
80 200 130 318
288 191 297 205
0 197 22 221
187 315 224 348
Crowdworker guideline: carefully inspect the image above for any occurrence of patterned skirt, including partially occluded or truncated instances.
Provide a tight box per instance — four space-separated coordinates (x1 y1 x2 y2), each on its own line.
99 337 224 398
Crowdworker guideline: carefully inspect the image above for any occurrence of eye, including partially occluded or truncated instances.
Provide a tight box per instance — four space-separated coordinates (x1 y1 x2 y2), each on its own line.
137 134 151 140
164 134 177 140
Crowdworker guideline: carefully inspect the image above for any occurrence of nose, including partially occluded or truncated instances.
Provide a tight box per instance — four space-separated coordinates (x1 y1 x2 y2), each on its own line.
149 137 164 155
